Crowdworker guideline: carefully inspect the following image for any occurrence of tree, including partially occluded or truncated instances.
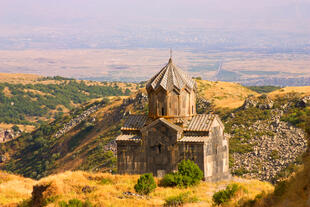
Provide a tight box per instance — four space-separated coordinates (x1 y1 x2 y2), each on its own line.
12 125 20 132
161 159 203 187
134 173 157 195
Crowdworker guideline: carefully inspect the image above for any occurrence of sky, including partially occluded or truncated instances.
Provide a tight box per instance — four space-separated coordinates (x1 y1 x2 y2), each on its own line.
1 0 309 29
0 0 309 51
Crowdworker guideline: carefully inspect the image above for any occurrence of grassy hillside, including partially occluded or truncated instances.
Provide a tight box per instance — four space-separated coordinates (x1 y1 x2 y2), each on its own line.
0 74 138 132
0 93 136 179
0 170 273 207
245 86 282 94
1 77 308 181
0 171 36 205
196 80 258 108
0 73 41 84
268 86 310 98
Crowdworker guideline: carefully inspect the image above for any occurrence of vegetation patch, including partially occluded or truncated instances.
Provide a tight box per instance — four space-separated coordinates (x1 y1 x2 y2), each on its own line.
0 101 107 179
245 86 281 94
161 160 203 188
58 199 93 207
164 192 199 206
134 173 157 195
0 80 126 125
212 183 246 206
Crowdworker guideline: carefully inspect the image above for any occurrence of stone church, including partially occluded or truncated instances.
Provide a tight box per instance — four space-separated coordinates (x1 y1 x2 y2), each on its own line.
116 57 230 181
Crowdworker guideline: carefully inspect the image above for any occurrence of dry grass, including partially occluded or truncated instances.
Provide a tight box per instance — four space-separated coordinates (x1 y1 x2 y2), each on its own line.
196 80 258 108
0 171 35 205
0 123 35 133
0 171 274 207
0 73 41 84
268 86 310 98
252 156 310 207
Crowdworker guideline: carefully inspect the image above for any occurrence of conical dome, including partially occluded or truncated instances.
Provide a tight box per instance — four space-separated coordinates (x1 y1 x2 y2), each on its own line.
146 58 197 119
146 58 197 92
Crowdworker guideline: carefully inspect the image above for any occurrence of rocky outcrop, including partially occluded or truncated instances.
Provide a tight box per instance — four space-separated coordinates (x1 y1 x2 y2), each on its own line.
231 103 307 182
239 95 274 110
240 96 258 110
0 128 21 143
55 103 102 138
296 95 310 108
133 92 148 110
0 154 7 163
196 96 213 114
104 140 117 153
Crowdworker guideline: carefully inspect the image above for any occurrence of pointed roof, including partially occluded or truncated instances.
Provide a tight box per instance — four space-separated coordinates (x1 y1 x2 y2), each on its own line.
146 58 197 92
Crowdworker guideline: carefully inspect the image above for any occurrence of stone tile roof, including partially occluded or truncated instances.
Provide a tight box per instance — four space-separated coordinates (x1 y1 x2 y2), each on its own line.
116 134 141 141
121 115 149 130
146 58 197 92
185 114 215 131
179 136 208 142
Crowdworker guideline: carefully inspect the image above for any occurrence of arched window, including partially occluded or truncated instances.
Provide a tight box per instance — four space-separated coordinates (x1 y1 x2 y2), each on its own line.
158 144 162 153
162 107 165 115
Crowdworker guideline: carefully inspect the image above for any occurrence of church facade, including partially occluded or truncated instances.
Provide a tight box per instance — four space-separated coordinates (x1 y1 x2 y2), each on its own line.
116 58 230 181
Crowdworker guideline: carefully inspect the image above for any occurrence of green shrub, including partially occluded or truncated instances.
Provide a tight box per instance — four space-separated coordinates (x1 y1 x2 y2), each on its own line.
161 160 203 188
246 86 281 94
12 125 20 132
17 199 32 207
161 172 183 187
58 199 93 207
98 178 113 185
134 173 157 195
233 167 249 176
274 181 288 197
164 192 199 206
212 183 242 206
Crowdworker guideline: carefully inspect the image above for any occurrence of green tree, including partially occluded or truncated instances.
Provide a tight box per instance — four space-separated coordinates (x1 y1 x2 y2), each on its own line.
161 160 203 188
134 173 157 195
12 125 20 132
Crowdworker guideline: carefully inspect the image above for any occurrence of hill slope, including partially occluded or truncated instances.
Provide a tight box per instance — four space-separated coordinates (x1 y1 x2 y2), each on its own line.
0 170 273 207
268 86 310 98
1 74 309 182
0 74 138 136
196 80 258 108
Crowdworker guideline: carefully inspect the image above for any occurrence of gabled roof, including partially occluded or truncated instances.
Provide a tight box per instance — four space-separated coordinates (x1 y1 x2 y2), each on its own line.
121 115 149 130
116 134 141 141
146 58 197 92
179 136 209 143
141 118 183 133
185 114 216 132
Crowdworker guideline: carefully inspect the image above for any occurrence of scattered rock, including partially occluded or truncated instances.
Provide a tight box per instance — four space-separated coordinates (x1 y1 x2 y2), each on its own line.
296 96 310 108
0 154 7 163
82 185 96 193
0 128 21 143
122 191 144 199
55 103 102 138
231 108 307 182
196 96 213 113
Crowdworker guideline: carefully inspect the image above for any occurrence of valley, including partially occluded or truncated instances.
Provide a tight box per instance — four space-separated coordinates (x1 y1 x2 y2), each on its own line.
0 49 309 86
0 74 309 206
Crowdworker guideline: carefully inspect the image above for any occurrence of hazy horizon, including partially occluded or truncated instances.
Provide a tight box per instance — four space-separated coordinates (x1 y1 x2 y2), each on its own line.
0 0 309 50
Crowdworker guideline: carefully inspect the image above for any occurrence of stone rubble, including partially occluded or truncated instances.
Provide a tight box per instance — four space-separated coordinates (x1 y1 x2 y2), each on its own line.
54 104 102 138
0 128 21 143
296 95 310 108
231 106 308 182
239 95 274 110
196 96 213 113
